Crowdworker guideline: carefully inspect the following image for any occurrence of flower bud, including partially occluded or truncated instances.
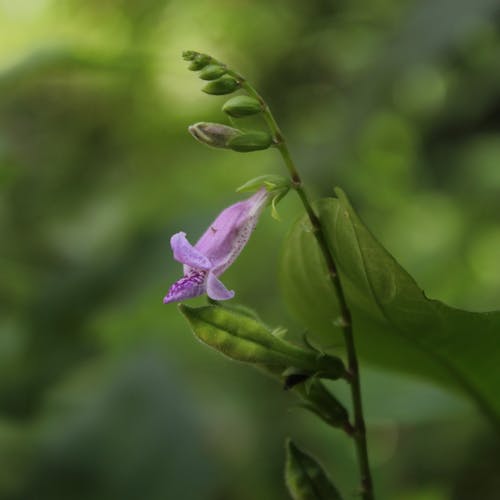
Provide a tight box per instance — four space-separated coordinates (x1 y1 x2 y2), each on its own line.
202 75 240 95
182 50 197 61
223 96 262 117
228 131 273 152
188 122 242 149
199 64 227 81
188 53 212 71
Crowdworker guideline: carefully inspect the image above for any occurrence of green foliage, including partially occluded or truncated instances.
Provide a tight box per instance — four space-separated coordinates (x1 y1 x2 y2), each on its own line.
293 378 350 429
179 304 345 379
282 188 500 425
285 439 343 500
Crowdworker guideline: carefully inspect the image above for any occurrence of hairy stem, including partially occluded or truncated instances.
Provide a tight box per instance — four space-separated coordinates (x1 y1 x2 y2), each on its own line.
227 69 375 500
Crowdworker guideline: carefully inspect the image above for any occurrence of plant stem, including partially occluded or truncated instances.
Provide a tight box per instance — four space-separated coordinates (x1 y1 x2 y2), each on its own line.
228 70 375 500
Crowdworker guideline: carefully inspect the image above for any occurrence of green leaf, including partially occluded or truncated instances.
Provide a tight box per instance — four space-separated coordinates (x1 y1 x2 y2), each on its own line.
179 305 344 377
295 379 350 429
281 188 500 426
285 439 343 500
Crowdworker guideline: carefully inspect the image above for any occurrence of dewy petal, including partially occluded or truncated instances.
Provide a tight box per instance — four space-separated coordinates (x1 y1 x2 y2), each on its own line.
171 232 212 270
163 270 207 304
206 273 235 301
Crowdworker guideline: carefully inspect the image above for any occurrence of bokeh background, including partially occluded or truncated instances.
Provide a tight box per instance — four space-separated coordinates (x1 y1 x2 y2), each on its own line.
1 0 500 499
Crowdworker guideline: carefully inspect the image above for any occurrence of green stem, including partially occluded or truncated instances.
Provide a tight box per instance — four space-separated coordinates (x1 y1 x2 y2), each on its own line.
228 69 375 500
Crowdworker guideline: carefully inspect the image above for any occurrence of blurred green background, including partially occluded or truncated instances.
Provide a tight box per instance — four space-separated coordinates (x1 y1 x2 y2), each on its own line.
1 0 500 499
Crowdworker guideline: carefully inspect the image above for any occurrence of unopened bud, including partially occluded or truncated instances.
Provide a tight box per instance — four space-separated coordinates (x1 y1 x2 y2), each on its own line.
188 53 212 71
202 75 240 95
182 50 197 61
228 131 273 152
223 96 262 117
188 122 242 149
199 64 227 81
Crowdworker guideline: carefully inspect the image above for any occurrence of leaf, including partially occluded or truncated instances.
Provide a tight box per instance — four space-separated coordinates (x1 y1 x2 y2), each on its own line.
295 379 350 430
281 188 500 426
285 439 343 500
179 305 345 378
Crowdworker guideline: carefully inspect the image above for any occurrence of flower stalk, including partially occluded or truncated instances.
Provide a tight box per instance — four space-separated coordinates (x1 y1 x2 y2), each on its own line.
224 65 376 500
181 50 375 499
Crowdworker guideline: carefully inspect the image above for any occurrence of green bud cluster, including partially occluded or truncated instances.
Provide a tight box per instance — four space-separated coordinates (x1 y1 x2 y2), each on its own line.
182 51 212 71
183 50 238 95
183 50 270 153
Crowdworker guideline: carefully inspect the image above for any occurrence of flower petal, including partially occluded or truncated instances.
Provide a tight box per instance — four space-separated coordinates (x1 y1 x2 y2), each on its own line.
194 188 270 276
163 271 207 304
206 273 235 301
171 232 212 270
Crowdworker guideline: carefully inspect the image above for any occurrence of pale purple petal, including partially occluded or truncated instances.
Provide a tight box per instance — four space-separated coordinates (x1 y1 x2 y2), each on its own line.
206 273 235 301
164 189 270 305
194 188 269 276
171 232 212 270
163 271 207 304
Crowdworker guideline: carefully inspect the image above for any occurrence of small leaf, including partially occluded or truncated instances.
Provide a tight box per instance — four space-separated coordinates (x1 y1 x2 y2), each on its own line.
236 174 289 193
180 305 345 378
179 305 321 370
295 378 350 429
271 194 282 221
285 439 343 500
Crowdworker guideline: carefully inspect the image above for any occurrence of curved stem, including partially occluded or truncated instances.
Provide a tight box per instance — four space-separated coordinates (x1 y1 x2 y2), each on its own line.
228 69 375 500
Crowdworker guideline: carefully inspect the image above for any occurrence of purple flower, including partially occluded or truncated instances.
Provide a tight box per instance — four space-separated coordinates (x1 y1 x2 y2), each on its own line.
164 188 270 304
